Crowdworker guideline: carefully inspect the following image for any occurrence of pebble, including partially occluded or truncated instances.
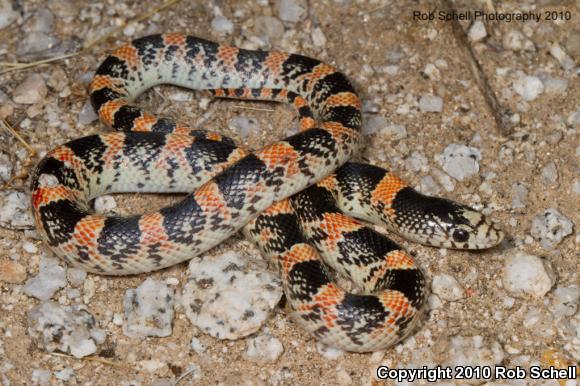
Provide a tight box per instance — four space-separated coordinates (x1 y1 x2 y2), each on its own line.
0 0 18 29
431 274 464 301
0 259 27 284
0 152 10 183
502 29 535 52
211 15 234 34
511 182 528 209
419 95 443 113
513 74 544 101
254 16 284 41
94 195 117 214
12 74 48 104
31 369 51 385
316 341 344 360
244 334 284 363
27 301 105 358
229 116 260 139
573 180 580 195
181 251 282 339
54 368 74 381
362 115 386 135
77 101 98 125
123 278 175 338
549 43 575 71
549 286 579 319
423 63 440 80
190 337 206 354
541 162 558 184
23 257 67 301
502 252 555 298
436 144 481 181
468 21 487 42
311 27 326 47
277 0 307 23
530 208 574 249
431 168 455 191
67 267 87 287
444 335 504 369
419 175 440 195
539 74 568 95
22 240 38 254
382 123 407 140
405 151 428 172
29 9 54 33
16 32 61 59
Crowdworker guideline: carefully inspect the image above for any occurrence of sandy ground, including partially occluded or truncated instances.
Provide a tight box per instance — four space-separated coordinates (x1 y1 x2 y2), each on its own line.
0 0 578 385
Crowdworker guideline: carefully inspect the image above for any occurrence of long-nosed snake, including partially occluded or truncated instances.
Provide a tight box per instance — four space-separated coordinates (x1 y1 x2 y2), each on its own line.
30 33 504 352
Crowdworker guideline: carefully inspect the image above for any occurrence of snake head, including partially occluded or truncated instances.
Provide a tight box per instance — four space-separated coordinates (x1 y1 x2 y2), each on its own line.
389 187 504 250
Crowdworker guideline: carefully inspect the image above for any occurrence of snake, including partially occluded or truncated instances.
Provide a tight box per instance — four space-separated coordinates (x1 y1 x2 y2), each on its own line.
30 33 504 352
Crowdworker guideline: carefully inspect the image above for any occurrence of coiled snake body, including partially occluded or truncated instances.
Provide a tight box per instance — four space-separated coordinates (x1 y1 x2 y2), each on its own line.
31 34 503 352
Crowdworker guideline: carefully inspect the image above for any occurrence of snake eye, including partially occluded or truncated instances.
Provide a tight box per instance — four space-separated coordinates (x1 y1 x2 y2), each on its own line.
452 229 469 242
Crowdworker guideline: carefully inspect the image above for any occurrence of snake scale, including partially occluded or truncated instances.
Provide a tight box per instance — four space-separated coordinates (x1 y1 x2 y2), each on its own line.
31 33 504 351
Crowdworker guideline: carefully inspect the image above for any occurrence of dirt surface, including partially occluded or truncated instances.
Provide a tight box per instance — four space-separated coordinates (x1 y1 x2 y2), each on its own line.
0 0 578 385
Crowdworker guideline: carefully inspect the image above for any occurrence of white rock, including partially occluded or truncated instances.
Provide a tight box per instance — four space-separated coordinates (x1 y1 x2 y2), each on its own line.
468 21 487 42
27 301 105 358
16 32 61 58
229 116 260 139
31 369 51 385
316 341 344 360
437 144 481 181
432 274 464 301
419 175 440 195
123 278 175 338
431 168 455 191
54 368 74 381
0 0 19 29
541 162 558 184
382 123 407 140
254 16 284 41
419 95 443 113
502 252 555 298
405 151 428 172
311 27 326 47
530 208 574 249
211 15 234 34
549 43 575 71
94 195 117 213
190 337 206 354
511 182 528 209
549 286 579 319
244 334 284 363
513 74 544 101
12 74 48 104
277 0 307 23
423 63 440 80
22 240 38 254
67 267 87 287
77 100 98 125
573 180 580 195
23 257 67 301
541 75 568 94
362 115 386 135
0 152 11 183
181 251 282 339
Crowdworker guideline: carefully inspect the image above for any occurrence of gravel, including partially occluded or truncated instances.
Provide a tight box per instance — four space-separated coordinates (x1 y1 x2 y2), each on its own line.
511 182 529 209
541 162 558 184
211 15 234 35
468 20 486 42
502 29 535 52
